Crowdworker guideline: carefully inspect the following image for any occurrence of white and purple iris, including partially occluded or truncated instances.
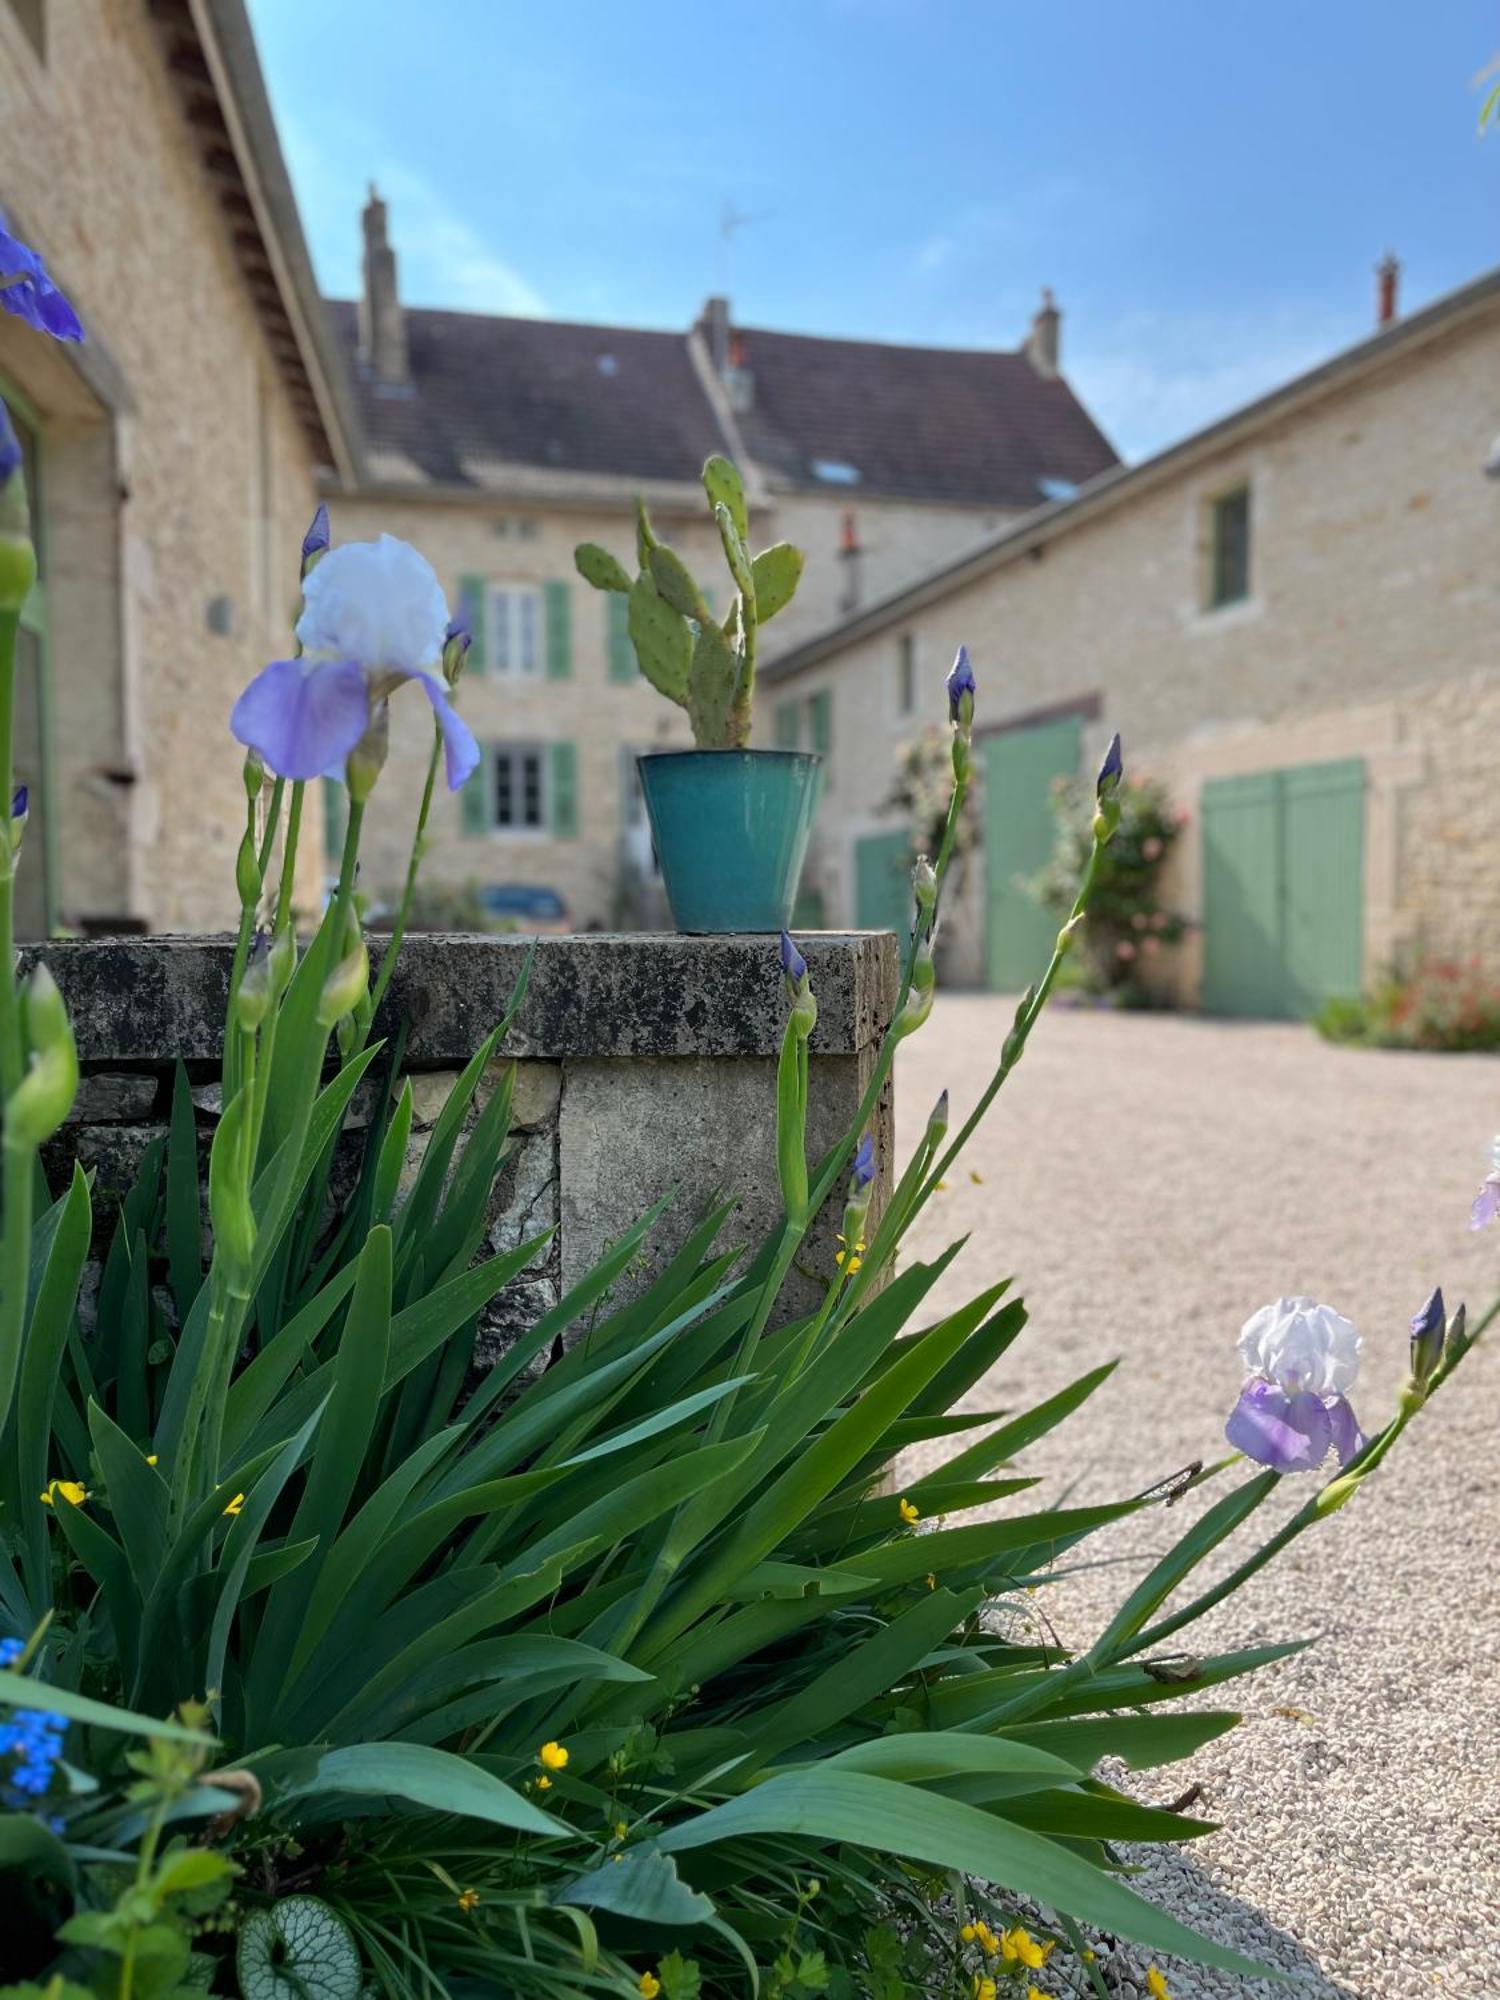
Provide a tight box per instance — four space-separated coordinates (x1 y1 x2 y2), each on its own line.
230 532 479 791
1225 1296 1364 1474
1470 1138 1500 1230
0 219 83 343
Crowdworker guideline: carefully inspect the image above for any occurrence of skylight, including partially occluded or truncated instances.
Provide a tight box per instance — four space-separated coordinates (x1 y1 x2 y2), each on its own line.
810 458 861 486
1037 476 1078 503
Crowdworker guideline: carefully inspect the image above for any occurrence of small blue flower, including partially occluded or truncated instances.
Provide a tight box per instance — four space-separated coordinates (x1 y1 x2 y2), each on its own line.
945 646 976 726
300 502 331 567
851 1130 876 1191
10 786 27 821
1409 1286 1445 1386
0 402 21 487
0 1637 22 1667
0 219 84 342
1095 732 1124 797
780 929 808 990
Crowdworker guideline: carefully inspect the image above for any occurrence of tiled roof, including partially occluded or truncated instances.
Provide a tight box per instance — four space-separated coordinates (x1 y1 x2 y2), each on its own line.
325 300 1118 505
728 326 1118 505
326 302 730 490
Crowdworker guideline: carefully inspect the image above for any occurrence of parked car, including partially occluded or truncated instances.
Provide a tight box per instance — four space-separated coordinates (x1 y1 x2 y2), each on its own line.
476 884 573 934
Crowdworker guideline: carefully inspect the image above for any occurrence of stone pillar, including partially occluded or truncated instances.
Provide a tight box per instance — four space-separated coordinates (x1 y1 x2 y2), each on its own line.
28 931 899 1352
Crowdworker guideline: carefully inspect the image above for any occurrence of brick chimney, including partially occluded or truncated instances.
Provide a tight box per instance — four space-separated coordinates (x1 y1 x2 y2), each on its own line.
698 295 731 373
359 185 408 385
1376 252 1401 328
1024 288 1061 378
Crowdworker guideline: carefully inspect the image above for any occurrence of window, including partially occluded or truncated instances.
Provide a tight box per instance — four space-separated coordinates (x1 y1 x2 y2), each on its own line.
1206 485 1252 609
488 586 543 677
897 633 917 716
773 700 801 749
491 743 547 829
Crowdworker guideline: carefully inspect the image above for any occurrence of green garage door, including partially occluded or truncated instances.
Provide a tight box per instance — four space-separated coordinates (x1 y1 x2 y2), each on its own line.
855 829 914 945
983 716 1081 990
1201 759 1365 1018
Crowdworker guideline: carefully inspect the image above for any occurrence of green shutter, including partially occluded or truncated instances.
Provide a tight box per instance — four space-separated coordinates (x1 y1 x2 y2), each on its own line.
774 701 801 749
549 741 578 837
544 580 572 679
459 575 487 672
809 690 832 757
607 591 635 681
460 748 491 835
321 776 346 866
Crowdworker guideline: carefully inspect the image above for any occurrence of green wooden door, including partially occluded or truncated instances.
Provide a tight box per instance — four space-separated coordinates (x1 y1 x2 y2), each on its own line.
855 830 914 942
1202 759 1364 1018
983 717 1080 990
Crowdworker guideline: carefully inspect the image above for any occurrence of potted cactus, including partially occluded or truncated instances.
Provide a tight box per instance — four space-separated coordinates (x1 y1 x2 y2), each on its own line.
575 455 816 933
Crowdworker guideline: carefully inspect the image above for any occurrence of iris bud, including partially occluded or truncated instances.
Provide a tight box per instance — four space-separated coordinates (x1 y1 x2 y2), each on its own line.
1407 1285 1446 1394
893 936 936 1039
1057 912 1085 955
1095 731 1124 798
316 935 370 1029
8 784 27 858
442 616 472 689
945 646 976 732
912 855 938 913
235 828 261 908
6 965 78 1147
234 932 272 1031
242 750 265 803
0 404 37 615
345 701 390 804
267 925 296 999
300 502 331 578
925 1088 949 1147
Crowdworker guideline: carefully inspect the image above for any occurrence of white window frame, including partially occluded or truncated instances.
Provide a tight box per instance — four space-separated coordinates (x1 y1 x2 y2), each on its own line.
489 741 549 834
487 585 543 679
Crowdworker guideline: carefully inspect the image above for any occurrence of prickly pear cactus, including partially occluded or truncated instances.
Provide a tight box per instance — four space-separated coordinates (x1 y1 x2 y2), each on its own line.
574 456 805 748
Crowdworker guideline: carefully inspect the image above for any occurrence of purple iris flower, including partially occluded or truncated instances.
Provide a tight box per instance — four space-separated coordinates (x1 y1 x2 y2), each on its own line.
1409 1285 1445 1386
851 1130 876 1190
301 503 331 566
1225 1296 1363 1475
0 403 21 486
231 535 479 791
1096 732 1124 797
1470 1141 1500 1229
780 929 808 989
0 219 84 342
945 646 976 725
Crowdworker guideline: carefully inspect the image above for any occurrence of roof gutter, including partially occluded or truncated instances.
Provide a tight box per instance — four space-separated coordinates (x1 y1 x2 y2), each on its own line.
763 262 1500 683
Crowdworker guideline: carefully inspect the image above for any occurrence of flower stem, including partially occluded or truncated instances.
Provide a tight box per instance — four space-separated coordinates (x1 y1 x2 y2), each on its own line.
274 779 306 936
0 607 22 1096
0 1132 34 1438
367 722 440 1027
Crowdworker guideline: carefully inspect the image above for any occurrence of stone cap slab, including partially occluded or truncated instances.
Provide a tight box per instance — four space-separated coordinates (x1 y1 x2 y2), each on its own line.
26 931 900 1065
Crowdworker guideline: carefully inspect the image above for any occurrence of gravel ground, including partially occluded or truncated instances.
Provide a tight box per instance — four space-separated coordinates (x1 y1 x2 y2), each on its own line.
895 999 1500 2000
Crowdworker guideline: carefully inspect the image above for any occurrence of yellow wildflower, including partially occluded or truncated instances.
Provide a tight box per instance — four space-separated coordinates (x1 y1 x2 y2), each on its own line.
935 1179 949 1192
614 1820 629 1840
638 1975 661 1999
925 1572 937 1590
899 1497 920 1525
539 1740 569 1771
223 1492 246 1517
971 1979 996 2000
40 1480 86 1507
456 1888 480 1914
960 1923 978 1944
145 1454 158 1466
1147 1971 1170 2000
1081 1948 1096 1963
536 1775 552 1790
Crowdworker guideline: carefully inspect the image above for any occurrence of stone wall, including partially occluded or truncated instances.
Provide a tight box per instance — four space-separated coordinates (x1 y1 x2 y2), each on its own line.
28 931 899 1353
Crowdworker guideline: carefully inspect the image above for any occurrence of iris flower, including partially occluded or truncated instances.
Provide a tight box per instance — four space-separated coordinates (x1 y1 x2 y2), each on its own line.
231 534 478 790
945 645 976 725
0 218 83 342
1225 1296 1363 1473
1470 1138 1500 1229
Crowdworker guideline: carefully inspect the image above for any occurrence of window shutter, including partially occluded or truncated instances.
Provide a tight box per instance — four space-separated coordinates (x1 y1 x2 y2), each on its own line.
607 591 635 681
544 580 572 679
459 575 488 672
549 742 578 837
774 701 800 750
809 690 832 757
460 748 491 835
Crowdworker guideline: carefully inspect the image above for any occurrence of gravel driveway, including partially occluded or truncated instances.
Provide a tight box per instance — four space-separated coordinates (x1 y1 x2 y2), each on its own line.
895 999 1500 2000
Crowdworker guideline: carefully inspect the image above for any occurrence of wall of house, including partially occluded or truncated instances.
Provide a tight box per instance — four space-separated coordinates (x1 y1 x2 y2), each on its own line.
767 303 1500 992
0 0 320 934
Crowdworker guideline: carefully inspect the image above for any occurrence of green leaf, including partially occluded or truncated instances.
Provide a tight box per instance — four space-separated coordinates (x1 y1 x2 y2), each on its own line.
998 1711 1241 1772
648 544 711 623
0 1670 214 1743
628 573 692 707
574 542 633 593
656 1769 1272 1975
237 1895 362 2000
561 1848 714 1926
282 1742 562 1835
925 1362 1118 1482
816 1730 1080 1785
0 1807 76 1890
701 455 749 547
749 543 804 623
16 1161 91 1602
166 1061 202 1323
1095 1469 1279 1661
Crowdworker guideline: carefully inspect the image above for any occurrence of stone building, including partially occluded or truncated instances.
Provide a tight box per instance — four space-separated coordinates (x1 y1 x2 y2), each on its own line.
326 198 1116 930
761 261 1500 1016
0 0 358 935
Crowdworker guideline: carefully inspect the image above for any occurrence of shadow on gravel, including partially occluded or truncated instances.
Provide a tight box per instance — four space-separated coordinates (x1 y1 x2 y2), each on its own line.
1090 1845 1362 1999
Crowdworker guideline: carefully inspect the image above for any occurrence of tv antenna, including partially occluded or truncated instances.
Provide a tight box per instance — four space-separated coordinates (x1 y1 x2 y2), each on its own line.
718 200 774 292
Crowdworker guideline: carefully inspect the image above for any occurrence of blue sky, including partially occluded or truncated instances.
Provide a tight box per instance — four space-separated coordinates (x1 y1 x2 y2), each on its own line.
249 1 1499 461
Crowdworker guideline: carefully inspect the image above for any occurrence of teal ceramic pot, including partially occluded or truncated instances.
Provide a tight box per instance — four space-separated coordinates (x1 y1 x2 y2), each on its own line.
637 749 823 934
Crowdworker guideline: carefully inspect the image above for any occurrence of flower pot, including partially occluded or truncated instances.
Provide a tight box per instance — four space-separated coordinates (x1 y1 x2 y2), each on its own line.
637 749 823 934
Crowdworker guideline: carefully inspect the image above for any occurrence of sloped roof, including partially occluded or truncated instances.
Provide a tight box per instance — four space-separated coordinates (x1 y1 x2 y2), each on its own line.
324 300 1118 506
326 303 731 491
729 326 1118 505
